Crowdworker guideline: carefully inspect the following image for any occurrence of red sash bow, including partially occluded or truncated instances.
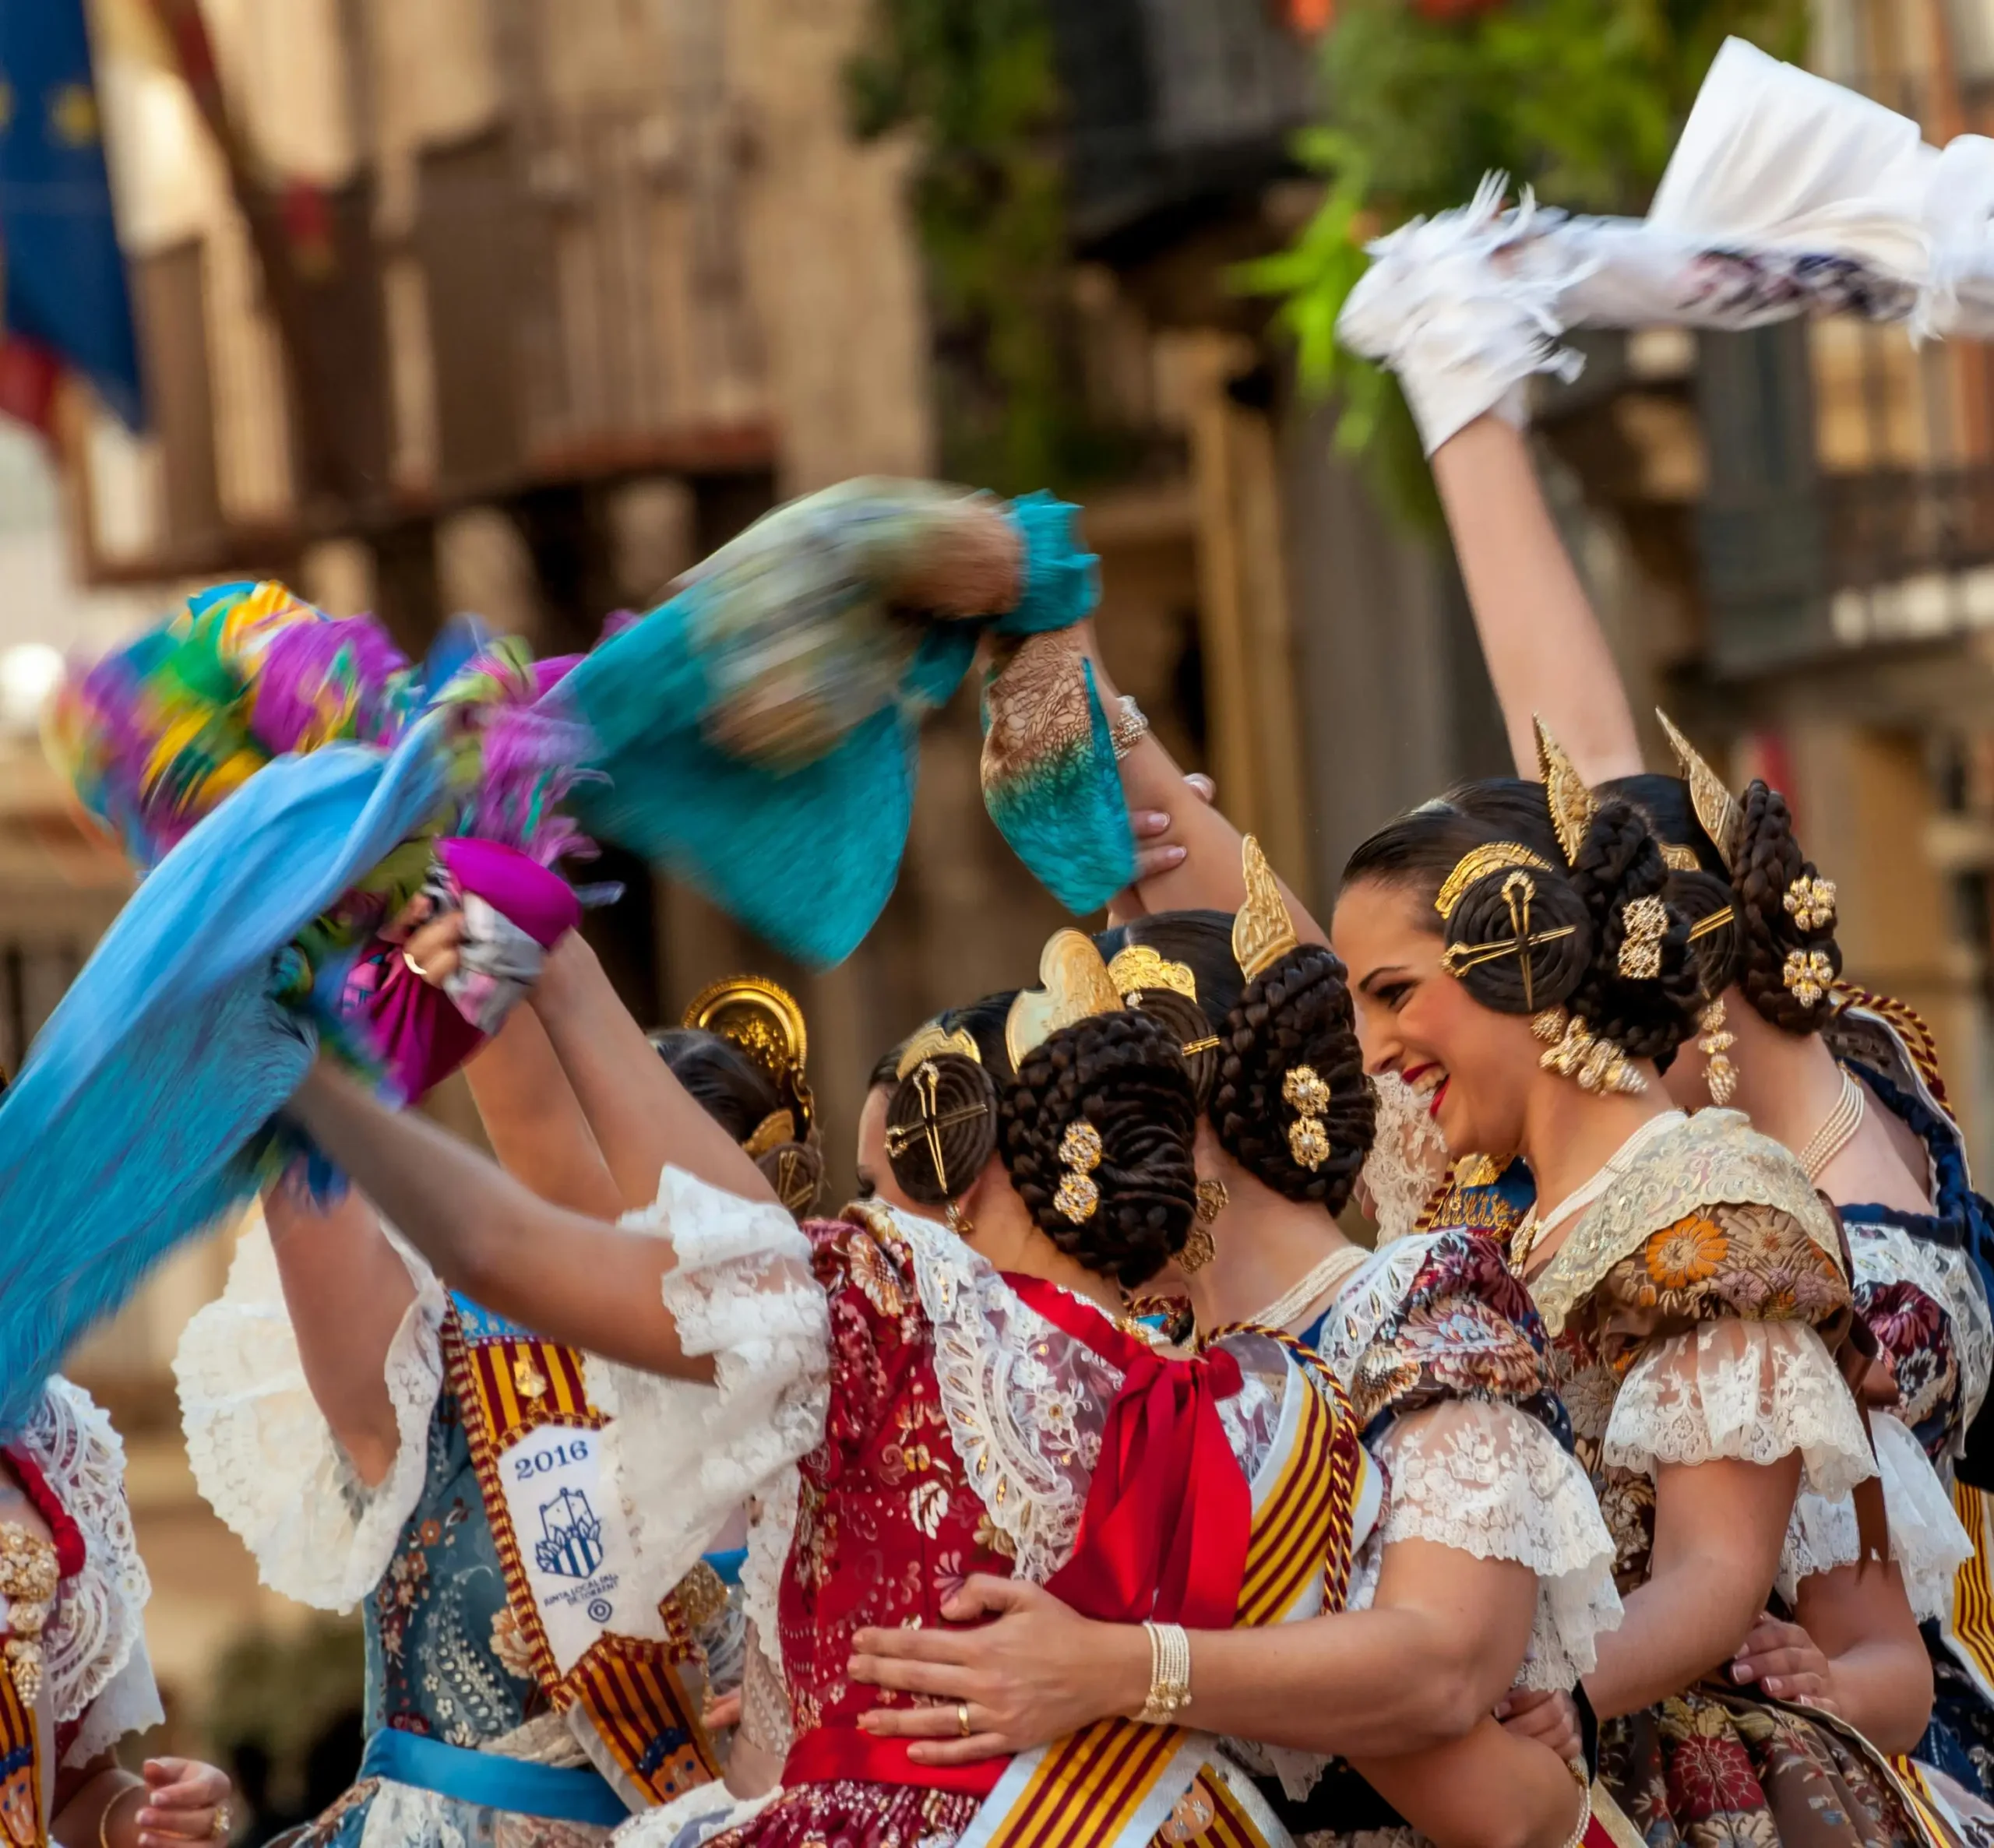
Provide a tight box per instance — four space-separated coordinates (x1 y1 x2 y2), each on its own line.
1008 1276 1252 1631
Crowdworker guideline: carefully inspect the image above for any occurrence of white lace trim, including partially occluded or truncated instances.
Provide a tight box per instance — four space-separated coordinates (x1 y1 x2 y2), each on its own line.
611 1783 779 1848
14 1378 162 1758
595 1167 830 1600
357 1779 617 1848
1605 1318 1877 1501
171 1209 446 1614
897 1208 1123 1586
1308 1240 1433 1385
740 1469 798 1648
1778 1410 1973 1621
1360 1075 1451 1248
1371 1399 1622 1691
1847 1220 1994 1448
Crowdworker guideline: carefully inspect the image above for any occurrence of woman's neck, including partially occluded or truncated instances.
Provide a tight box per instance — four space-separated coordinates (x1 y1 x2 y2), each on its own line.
1517 1070 1672 1253
1185 1159 1351 1333
964 1209 1126 1318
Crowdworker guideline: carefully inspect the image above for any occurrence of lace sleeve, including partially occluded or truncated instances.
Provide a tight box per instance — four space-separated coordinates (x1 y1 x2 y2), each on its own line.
1604 1318 1876 1501
64 1631 162 1767
1777 1410 1973 1621
591 1168 830 1597
1371 1399 1622 1691
171 1210 446 1614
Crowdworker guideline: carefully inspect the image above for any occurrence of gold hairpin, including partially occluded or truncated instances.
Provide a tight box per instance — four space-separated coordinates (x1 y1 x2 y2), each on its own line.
1534 716 1598 868
1435 843 1555 922
1108 944 1197 1007
885 1058 994 1193
1437 871 1577 1012
1006 930 1126 1069
895 1020 982 1081
1656 709 1746 875
1233 836 1299 981
1687 904 1735 943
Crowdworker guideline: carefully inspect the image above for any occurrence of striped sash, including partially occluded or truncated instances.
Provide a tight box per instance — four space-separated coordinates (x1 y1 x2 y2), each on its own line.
1941 1480 1994 1704
0 1669 40 1848
956 1333 1372 1848
442 1301 720 1811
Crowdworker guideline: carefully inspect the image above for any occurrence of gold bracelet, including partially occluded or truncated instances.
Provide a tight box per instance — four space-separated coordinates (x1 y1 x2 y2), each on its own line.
1109 695 1150 761
98 1781 143 1848
1137 1619 1192 1724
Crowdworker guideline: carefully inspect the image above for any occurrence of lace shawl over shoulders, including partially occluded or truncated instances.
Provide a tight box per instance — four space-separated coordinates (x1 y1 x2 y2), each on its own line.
171 1209 446 1613
20 1378 163 1762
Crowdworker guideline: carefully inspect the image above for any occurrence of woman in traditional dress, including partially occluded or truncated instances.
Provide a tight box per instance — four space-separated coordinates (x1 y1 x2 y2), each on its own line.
171 970 820 1848
1333 113 1994 1798
0 1376 234 1848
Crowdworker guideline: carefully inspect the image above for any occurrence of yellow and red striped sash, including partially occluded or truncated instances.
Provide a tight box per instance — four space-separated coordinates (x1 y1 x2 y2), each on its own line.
1942 1480 1994 1704
0 1668 41 1848
956 1336 1369 1848
442 1306 720 1808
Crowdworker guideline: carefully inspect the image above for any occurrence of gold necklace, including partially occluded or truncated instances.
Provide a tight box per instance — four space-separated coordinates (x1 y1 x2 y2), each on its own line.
1798 1070 1866 1181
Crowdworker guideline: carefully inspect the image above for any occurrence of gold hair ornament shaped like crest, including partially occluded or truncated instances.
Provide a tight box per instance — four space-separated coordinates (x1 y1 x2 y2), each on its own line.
682 973 815 1139
1232 836 1299 981
1006 930 1126 1070
895 1020 982 1081
1108 944 1197 1008
1656 709 1746 874
1534 716 1598 868
1434 844 1555 921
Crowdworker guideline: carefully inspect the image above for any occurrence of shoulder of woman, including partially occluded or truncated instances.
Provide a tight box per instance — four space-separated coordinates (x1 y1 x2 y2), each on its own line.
1600 1199 1849 1327
809 1206 921 1320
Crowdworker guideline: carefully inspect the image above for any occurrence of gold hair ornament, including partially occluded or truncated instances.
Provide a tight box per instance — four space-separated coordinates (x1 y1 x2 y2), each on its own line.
1438 871 1578 1012
1784 949 1834 1010
1055 1120 1104 1223
1182 1177 1227 1273
1656 709 1746 873
1784 874 1837 934
1006 931 1126 1070
1532 1006 1646 1096
1660 843 1700 874
1108 943 1196 1008
1698 998 1738 1107
1616 895 1668 980
896 1020 981 1081
682 974 816 1139
1283 1065 1332 1170
886 1059 994 1199
1232 836 1299 981
1687 905 1735 944
742 1109 797 1160
1534 717 1598 867
1435 844 1555 922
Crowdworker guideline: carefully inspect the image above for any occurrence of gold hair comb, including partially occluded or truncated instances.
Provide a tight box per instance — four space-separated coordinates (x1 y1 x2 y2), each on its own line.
1656 709 1746 875
1232 836 1300 981
1108 943 1197 1007
1534 716 1598 868
1005 930 1126 1069
895 1020 982 1081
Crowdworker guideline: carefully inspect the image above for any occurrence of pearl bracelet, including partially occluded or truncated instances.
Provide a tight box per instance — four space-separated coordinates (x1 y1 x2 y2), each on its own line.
1138 1620 1192 1724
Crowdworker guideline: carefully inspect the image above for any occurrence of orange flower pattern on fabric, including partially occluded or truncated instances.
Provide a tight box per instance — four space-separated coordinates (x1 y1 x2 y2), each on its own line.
1644 1214 1727 1292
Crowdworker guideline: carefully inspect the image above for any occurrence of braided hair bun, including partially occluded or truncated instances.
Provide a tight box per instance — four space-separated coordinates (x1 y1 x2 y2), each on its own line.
1735 781 1842 1033
1439 861 1591 1016
1212 944 1375 1213
999 1009 1199 1288
650 1026 825 1218
884 1051 1000 1206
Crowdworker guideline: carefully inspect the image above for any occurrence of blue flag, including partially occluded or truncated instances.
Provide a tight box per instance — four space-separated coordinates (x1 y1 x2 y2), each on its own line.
0 1 143 424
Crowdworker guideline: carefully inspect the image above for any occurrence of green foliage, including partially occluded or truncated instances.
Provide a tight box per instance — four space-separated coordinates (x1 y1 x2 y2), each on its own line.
847 0 1104 493
1242 0 1809 520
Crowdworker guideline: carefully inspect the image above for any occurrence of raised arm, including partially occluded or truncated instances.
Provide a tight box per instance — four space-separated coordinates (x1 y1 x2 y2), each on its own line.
284 1058 774 1378
462 1003 622 1218
1431 417 1643 781
262 1180 420 1487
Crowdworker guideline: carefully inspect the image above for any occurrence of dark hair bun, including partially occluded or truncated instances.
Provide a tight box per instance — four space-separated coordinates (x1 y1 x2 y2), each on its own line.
1440 864 1591 1016
1665 864 1742 1001
1564 800 1703 1063
1122 985 1220 1111
756 1140 826 1217
999 1011 1199 1289
886 1052 1000 1205
1212 943 1375 1212
1735 781 1842 1034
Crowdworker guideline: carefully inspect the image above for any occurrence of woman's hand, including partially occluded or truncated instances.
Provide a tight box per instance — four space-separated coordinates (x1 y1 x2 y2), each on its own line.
1494 1688 1584 1765
133 1758 233 1848
1112 776 1216 924
849 1576 1149 1765
391 892 467 989
1730 1614 1840 1713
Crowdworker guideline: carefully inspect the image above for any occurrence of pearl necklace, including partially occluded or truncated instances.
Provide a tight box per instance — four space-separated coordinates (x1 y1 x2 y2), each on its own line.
1798 1070 1866 1181
1249 1244 1373 1335
1510 1111 1686 1276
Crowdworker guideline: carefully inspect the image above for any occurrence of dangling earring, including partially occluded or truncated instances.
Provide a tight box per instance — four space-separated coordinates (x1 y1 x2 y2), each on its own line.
1698 998 1738 1107
1182 1178 1227 1273
945 1201 974 1239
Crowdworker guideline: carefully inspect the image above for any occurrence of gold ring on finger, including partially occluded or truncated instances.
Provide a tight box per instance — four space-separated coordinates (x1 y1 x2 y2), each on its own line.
402 950 430 980
957 1702 972 1739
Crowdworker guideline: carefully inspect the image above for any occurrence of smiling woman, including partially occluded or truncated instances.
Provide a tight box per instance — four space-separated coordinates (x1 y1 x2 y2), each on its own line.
1330 766 1930 1848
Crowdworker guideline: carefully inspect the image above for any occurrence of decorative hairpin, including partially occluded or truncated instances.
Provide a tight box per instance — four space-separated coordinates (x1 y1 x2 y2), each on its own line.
1006 930 1126 1070
1785 874 1837 934
1656 709 1746 874
1617 895 1668 980
1283 1066 1332 1170
1232 836 1299 981
683 974 816 1139
1534 717 1598 868
895 1019 982 1080
1435 843 1554 921
1784 949 1834 1009
1108 944 1197 1007
1055 1120 1104 1223
1438 871 1576 1012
